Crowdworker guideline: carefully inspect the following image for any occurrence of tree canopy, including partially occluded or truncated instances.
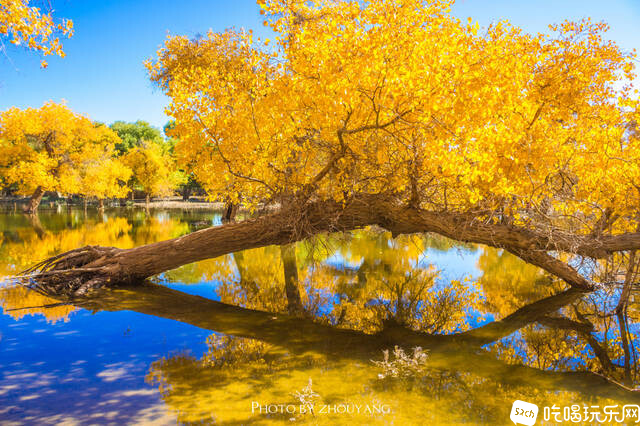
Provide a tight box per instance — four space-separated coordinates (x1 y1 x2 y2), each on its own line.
0 102 125 206
122 141 184 200
109 120 166 155
147 0 639 233
0 103 192 209
75 143 132 201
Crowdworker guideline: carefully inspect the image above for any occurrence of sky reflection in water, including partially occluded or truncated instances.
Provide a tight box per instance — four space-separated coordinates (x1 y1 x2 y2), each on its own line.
1 207 639 424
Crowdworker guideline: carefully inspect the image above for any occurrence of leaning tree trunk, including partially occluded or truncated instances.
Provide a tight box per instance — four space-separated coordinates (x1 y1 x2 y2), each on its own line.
18 194 640 296
23 186 45 214
22 197 378 295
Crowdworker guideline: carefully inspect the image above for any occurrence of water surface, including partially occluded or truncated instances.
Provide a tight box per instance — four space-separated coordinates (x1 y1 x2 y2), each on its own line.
1 207 639 424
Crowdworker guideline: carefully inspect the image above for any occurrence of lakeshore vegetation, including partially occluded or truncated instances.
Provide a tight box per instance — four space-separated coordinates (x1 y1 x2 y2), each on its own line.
0 102 189 212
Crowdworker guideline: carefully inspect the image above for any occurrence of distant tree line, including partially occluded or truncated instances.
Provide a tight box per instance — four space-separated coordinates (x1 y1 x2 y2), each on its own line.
0 102 205 213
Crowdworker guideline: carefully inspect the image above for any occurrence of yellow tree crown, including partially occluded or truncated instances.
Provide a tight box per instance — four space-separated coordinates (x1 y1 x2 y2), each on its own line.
0 101 123 196
147 0 639 233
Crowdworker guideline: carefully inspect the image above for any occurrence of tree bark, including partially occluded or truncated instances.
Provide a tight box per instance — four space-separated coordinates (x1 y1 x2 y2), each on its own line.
98 198 104 210
145 194 150 207
222 202 238 223
23 186 44 214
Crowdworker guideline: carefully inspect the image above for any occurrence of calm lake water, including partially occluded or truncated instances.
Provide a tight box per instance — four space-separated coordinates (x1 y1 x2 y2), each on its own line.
1 207 639 425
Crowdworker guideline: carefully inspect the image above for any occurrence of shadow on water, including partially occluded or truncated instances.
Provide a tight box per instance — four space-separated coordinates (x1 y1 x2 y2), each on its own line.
2 207 640 424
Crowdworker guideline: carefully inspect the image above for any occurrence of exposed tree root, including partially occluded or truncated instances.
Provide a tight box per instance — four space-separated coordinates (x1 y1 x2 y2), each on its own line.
18 245 122 296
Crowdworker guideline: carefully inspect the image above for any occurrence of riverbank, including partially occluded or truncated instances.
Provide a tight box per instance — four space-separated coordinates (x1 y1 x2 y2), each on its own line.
131 200 226 209
0 196 223 210
0 196 278 212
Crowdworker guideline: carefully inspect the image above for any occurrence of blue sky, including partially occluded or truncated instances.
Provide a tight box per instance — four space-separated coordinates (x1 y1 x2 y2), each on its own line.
1 0 639 129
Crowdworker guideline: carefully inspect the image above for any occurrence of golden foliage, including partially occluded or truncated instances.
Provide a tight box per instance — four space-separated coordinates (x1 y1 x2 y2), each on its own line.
477 248 561 318
165 230 482 334
123 141 183 198
75 144 132 200
0 213 190 277
0 0 73 67
0 102 125 198
147 0 639 234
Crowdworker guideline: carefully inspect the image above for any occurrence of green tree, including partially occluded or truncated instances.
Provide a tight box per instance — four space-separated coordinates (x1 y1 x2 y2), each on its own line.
109 120 165 155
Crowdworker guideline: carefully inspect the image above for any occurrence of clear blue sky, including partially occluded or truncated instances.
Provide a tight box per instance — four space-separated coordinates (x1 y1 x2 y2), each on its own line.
1 0 639 130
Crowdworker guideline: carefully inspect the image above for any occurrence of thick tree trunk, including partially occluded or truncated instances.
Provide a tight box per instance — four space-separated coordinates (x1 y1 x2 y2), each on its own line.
79 197 381 287
20 194 640 296
222 202 238 223
280 243 304 316
145 194 150 207
23 186 44 214
98 198 104 210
